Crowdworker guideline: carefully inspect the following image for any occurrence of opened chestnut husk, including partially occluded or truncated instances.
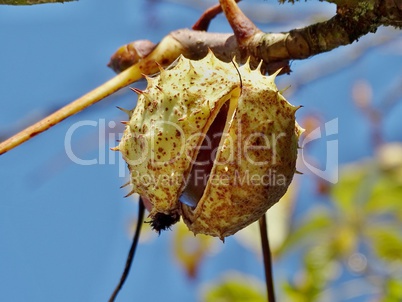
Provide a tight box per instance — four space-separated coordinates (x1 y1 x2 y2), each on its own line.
117 51 302 239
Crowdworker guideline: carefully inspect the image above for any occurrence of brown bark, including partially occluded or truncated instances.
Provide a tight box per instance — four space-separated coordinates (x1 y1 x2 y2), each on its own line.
110 0 402 75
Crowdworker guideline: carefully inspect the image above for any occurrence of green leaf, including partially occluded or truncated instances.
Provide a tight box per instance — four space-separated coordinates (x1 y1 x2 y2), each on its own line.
275 210 333 256
331 159 402 221
382 278 402 302
330 160 380 216
364 174 402 219
303 244 342 282
366 226 402 262
330 224 358 257
330 162 369 214
202 273 266 302
282 280 317 302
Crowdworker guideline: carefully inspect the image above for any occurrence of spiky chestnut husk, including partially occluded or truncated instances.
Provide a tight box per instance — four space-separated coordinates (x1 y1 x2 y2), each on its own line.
118 51 303 240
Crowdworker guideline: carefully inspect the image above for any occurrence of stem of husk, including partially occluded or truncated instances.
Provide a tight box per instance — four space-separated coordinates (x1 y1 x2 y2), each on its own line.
259 214 276 302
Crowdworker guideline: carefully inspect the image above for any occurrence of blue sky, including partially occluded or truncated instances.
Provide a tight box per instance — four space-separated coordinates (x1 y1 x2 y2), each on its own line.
1 1 401 301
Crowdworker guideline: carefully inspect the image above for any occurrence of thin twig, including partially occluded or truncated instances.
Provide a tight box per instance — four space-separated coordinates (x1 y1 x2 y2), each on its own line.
0 66 141 155
192 0 241 31
259 214 275 302
0 36 184 156
108 198 145 302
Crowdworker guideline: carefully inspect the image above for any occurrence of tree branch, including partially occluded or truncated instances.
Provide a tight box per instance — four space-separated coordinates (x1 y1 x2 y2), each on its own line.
0 0 401 155
110 0 402 76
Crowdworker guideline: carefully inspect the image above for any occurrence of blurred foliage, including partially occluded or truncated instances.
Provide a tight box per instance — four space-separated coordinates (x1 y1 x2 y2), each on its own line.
202 273 266 302
278 142 402 301
173 220 218 279
152 142 402 301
